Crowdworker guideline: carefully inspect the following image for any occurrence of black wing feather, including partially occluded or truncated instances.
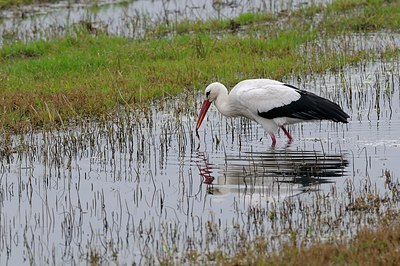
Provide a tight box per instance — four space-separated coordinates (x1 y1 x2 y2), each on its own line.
258 85 349 123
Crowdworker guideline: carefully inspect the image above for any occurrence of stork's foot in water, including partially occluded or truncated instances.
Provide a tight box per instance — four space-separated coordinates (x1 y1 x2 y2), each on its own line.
270 134 277 148
270 127 293 147
281 126 293 143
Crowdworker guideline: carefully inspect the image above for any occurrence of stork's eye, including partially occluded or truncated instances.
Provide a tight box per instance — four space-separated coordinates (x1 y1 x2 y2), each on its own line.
206 91 210 98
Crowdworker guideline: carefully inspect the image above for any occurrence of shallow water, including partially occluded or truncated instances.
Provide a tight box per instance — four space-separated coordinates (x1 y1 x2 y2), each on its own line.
0 47 399 263
0 0 331 45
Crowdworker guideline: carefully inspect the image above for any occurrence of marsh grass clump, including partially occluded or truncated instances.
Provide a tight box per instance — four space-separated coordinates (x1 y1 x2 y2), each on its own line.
261 219 400 266
324 0 400 32
150 11 277 37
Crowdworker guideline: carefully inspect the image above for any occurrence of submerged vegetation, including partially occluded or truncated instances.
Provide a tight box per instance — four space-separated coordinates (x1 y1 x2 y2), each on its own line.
0 0 399 132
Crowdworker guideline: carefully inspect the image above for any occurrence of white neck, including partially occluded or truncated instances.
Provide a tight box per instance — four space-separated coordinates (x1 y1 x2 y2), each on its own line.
214 90 236 117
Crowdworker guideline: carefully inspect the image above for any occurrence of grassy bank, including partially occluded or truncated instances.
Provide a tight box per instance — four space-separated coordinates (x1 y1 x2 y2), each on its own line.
0 0 400 132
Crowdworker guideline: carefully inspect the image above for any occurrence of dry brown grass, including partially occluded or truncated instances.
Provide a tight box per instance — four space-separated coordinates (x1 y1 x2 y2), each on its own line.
222 217 400 265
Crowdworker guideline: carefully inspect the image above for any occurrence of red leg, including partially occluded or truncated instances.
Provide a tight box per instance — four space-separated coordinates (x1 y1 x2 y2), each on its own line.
281 126 293 142
270 134 277 147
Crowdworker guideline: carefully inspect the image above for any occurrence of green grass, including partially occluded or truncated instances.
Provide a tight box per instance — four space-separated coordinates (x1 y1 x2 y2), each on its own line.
0 0 400 132
151 11 277 36
325 0 400 31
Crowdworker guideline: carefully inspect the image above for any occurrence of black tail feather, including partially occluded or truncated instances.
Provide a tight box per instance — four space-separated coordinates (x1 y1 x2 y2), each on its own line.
259 90 349 123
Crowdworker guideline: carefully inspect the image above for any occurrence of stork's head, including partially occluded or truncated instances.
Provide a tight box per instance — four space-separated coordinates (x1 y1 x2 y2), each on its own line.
204 82 225 102
196 82 226 130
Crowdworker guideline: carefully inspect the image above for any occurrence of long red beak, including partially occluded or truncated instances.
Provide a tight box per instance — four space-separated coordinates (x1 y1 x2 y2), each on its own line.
196 100 211 130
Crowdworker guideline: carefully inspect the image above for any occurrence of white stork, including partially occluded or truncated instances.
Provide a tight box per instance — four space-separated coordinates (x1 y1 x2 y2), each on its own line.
196 79 349 147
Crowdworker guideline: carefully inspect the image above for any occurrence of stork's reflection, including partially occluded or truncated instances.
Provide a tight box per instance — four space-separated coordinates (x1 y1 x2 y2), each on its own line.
196 148 349 196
